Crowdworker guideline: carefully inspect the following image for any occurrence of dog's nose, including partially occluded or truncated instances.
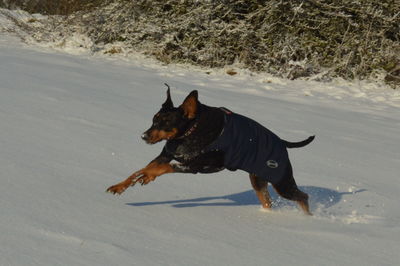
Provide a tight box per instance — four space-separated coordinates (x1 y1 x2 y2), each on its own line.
141 133 148 141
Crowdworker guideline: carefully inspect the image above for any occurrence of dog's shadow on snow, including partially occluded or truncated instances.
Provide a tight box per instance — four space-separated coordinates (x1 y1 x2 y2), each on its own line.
127 186 366 210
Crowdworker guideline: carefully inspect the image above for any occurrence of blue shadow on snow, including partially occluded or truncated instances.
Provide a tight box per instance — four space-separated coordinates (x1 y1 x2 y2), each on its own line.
126 186 366 210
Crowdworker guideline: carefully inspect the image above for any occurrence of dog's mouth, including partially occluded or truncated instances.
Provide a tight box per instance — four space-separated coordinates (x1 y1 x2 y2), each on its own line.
144 138 161 145
141 128 178 144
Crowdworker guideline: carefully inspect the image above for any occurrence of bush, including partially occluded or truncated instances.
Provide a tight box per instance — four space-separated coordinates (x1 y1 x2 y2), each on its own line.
1 0 103 15
6 0 400 86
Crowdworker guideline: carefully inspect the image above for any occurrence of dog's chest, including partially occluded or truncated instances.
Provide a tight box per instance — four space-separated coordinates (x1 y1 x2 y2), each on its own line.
165 140 202 162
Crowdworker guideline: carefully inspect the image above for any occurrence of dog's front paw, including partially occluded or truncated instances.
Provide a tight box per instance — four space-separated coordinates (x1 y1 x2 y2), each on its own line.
106 182 128 195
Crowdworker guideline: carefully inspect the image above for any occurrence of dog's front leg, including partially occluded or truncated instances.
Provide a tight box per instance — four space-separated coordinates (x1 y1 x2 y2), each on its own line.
134 161 175 185
107 155 173 195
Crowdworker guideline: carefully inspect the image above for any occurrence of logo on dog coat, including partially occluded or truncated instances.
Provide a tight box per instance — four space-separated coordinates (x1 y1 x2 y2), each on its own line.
266 160 278 168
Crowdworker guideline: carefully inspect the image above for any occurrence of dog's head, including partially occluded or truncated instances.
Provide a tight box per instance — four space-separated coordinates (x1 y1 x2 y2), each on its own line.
141 85 199 144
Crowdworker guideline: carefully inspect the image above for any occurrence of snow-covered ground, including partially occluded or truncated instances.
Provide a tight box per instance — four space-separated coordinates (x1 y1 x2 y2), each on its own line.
1 19 400 266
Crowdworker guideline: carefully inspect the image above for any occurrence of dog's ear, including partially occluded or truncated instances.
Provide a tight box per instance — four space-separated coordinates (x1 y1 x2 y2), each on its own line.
180 90 198 119
162 84 174 109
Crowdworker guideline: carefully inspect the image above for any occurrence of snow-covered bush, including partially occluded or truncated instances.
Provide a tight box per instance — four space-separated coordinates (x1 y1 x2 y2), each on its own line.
4 0 400 86
0 0 102 15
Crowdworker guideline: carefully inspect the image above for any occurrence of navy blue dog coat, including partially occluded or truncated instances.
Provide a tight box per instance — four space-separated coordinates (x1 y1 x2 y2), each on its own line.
205 109 289 185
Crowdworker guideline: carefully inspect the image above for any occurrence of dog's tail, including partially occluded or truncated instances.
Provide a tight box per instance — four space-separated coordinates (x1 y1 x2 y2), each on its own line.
283 135 315 148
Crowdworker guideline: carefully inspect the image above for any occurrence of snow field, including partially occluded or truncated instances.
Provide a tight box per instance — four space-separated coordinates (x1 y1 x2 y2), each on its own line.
0 35 399 266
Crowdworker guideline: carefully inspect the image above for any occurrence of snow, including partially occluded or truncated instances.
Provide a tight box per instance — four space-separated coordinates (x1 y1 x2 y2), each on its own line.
1 20 400 266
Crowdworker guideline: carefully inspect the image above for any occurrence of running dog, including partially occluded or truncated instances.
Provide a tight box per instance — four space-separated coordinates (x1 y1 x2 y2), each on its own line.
107 85 315 215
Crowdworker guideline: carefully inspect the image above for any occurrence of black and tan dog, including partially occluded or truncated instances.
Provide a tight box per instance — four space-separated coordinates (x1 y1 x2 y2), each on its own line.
107 85 315 215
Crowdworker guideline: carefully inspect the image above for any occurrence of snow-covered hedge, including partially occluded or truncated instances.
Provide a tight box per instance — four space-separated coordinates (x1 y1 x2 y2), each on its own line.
4 0 400 86
0 0 101 15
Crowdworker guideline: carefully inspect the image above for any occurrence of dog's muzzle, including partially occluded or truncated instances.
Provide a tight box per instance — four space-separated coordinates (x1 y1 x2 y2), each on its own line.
141 132 150 142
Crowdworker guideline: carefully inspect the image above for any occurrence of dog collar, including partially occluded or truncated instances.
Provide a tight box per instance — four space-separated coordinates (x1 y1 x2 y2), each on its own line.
176 108 230 140
176 121 198 139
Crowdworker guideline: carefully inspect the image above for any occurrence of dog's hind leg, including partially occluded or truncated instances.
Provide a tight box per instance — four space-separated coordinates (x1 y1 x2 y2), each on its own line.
249 174 271 209
272 164 312 215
